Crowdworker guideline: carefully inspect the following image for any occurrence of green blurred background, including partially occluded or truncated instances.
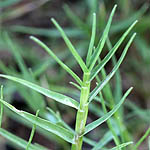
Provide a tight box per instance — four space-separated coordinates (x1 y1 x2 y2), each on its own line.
0 0 150 150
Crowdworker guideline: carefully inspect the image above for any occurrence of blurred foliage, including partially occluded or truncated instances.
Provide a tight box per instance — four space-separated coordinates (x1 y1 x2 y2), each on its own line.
0 0 150 149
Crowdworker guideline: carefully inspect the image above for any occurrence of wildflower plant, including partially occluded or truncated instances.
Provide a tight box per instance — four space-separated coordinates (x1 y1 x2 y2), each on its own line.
0 5 138 150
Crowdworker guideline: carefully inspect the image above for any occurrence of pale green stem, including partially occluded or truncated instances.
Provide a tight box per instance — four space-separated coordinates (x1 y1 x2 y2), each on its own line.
26 110 39 150
71 72 90 150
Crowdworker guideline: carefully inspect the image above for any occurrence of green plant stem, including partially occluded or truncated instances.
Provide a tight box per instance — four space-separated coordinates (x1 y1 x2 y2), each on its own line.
72 72 90 150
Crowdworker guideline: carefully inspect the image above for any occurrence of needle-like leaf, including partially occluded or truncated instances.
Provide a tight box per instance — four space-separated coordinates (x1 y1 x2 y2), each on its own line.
90 20 138 81
86 13 96 66
30 36 82 86
84 87 133 135
51 18 88 72
89 5 117 71
89 33 136 102
0 74 79 109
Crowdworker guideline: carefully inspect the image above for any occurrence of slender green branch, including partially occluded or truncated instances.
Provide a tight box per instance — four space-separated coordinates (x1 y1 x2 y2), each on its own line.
26 110 39 150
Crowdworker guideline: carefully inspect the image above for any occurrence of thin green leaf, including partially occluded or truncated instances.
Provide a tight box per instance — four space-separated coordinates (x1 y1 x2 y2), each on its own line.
0 128 47 150
110 141 133 150
30 36 82 86
84 87 133 135
51 18 88 72
86 13 96 66
0 74 79 109
26 110 39 150
90 20 138 81
89 5 117 71
89 33 136 102
0 99 75 144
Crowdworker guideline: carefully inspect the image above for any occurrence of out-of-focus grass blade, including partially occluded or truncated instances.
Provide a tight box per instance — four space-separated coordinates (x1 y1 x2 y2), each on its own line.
0 61 18 76
0 128 48 150
84 87 132 135
0 74 79 109
51 18 88 72
4 32 28 76
135 36 150 63
89 5 117 71
90 20 137 81
133 127 150 150
111 4 148 34
106 38 122 103
3 33 46 111
0 0 21 8
10 26 84 38
125 100 150 123
99 88 120 146
92 129 120 150
109 141 133 150
86 0 98 21
0 99 75 144
1 0 50 21
63 4 89 31
86 13 96 66
30 36 82 85
89 33 136 102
